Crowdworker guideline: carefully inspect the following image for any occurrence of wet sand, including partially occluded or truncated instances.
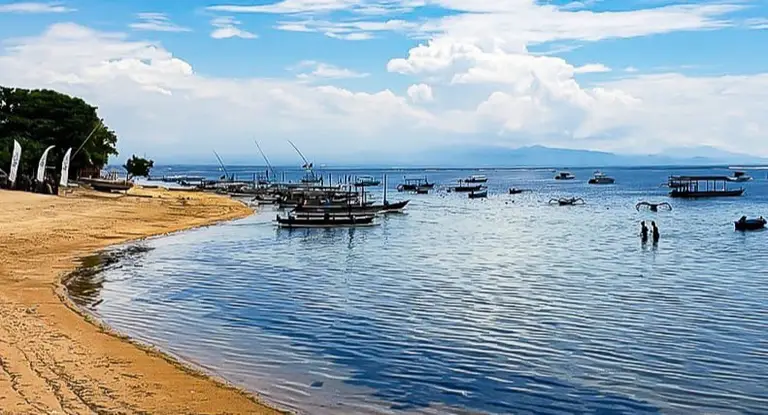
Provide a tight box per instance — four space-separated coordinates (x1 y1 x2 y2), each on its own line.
0 188 281 414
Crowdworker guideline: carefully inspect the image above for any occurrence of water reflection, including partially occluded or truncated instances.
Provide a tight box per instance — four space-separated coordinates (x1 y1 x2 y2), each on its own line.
67 168 768 414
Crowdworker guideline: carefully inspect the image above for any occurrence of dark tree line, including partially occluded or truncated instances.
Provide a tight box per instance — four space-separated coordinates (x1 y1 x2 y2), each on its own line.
0 86 118 181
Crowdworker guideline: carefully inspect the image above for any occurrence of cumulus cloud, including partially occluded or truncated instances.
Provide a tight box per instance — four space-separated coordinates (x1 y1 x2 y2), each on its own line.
292 60 369 80
407 83 433 103
0 2 73 13
210 16 258 39
130 12 191 33
574 63 611 74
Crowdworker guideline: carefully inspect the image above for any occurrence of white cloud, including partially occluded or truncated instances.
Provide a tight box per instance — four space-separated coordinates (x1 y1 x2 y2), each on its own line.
208 0 424 15
0 1 73 13
129 12 191 33
293 60 369 80
210 16 258 39
407 83 433 103
624 66 639 73
745 18 768 30
574 63 611 74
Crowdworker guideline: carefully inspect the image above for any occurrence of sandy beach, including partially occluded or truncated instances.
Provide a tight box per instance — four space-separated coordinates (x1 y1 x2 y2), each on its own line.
0 188 281 414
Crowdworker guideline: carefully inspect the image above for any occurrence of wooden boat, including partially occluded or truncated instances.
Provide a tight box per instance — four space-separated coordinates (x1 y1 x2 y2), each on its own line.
292 200 409 215
452 183 483 192
397 178 434 192
464 175 488 183
588 171 615 184
354 175 381 187
80 178 133 192
728 171 753 182
735 217 766 231
668 176 744 198
554 171 575 180
508 188 525 194
276 213 375 228
468 189 487 199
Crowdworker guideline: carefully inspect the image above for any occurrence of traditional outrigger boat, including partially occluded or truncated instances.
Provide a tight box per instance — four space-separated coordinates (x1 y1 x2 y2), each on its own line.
276 213 376 228
549 197 585 206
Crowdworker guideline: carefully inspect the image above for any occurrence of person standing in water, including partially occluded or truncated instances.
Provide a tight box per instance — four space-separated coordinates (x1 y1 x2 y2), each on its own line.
640 221 649 242
651 221 660 243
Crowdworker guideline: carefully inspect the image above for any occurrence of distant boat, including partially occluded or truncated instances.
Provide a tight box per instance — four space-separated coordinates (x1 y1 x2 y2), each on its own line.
508 188 526 194
354 175 381 187
415 186 430 194
464 174 488 183
728 171 753 182
276 213 376 228
735 216 766 231
588 171 615 184
452 182 483 192
397 177 434 192
555 171 575 180
468 189 487 199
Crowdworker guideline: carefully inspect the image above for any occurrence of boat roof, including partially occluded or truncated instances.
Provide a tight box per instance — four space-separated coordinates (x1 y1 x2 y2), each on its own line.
669 175 732 181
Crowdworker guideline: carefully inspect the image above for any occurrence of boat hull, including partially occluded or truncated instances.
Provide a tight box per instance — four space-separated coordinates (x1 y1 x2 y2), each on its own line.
276 214 375 228
468 190 487 199
588 178 615 184
735 219 766 231
669 189 744 198
452 185 483 192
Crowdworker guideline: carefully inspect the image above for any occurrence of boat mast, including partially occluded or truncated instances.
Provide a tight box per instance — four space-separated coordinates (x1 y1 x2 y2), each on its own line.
212 150 231 180
254 140 276 181
383 174 387 204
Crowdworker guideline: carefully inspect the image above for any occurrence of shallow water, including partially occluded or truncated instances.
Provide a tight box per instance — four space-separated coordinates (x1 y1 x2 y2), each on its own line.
69 167 768 414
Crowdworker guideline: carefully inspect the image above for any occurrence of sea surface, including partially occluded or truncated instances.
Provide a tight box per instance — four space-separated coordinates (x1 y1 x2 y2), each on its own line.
70 166 768 414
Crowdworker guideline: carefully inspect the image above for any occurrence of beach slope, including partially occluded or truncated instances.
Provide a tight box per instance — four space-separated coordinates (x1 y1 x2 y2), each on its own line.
0 189 280 414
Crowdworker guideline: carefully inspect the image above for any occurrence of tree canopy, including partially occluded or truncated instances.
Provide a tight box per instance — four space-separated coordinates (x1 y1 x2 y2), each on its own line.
124 155 154 179
0 86 118 180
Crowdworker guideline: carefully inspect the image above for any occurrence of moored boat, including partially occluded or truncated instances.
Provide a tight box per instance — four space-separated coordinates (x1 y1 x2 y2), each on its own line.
276 213 375 228
555 171 576 180
354 175 381 187
735 216 766 231
464 174 488 183
468 189 487 199
668 176 744 198
588 171 615 184
508 188 526 194
728 171 753 182
397 177 434 192
452 182 483 192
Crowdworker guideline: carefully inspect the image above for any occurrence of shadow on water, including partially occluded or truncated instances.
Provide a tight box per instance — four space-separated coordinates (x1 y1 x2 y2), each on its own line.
66 245 154 308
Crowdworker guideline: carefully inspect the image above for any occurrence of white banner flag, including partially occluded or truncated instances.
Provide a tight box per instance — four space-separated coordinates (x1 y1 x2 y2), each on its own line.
9 140 21 185
60 147 72 187
36 145 55 183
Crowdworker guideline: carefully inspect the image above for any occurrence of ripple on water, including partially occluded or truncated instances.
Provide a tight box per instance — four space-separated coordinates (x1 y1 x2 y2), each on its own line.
67 168 768 414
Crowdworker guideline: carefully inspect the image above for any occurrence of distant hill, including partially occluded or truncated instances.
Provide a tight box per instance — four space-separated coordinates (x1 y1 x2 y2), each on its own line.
419 145 768 168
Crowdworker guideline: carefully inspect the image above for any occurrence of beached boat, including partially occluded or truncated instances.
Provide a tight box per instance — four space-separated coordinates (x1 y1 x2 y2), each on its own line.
555 171 576 180
354 175 381 187
668 176 744 198
464 175 488 183
588 171 615 184
79 178 133 193
728 171 753 182
735 216 766 231
468 189 487 199
276 213 375 228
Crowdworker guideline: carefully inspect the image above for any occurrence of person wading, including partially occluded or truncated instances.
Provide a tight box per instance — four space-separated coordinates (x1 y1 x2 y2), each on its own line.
651 221 660 243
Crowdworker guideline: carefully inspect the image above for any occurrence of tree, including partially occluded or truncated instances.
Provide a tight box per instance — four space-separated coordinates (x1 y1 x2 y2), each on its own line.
0 86 118 180
123 155 154 180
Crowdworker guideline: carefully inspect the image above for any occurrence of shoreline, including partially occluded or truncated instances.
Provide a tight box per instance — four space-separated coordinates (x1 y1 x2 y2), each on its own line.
0 188 283 414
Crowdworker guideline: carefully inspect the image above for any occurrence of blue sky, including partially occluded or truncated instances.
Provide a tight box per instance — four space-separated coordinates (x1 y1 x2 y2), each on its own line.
0 0 767 163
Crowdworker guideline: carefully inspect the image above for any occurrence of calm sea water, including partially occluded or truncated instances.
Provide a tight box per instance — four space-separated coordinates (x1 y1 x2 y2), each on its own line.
70 167 768 414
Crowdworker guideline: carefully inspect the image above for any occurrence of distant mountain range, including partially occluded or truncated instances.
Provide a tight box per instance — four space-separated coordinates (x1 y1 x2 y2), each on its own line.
417 145 768 168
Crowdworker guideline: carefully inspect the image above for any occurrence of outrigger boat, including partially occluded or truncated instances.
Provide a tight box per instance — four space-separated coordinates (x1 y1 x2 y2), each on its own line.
451 182 483 192
668 175 744 198
276 213 376 228
468 189 487 199
79 177 133 193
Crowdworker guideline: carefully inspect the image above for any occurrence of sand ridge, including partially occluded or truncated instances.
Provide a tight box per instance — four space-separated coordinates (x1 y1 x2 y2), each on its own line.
0 188 282 414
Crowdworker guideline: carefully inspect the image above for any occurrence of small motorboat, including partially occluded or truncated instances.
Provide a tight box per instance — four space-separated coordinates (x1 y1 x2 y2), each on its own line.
555 171 576 180
468 189 488 199
735 216 766 231
508 188 526 194
549 197 585 206
464 175 488 183
588 171 615 184
728 171 753 182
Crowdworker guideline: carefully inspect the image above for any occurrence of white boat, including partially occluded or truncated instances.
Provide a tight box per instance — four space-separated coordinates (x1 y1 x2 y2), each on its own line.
728 171 753 182
464 174 488 183
588 171 615 184
554 171 575 180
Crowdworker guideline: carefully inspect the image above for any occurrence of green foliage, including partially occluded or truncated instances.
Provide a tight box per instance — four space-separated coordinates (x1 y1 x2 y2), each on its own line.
0 86 118 179
123 155 154 179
